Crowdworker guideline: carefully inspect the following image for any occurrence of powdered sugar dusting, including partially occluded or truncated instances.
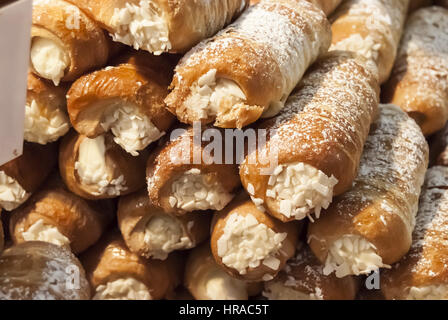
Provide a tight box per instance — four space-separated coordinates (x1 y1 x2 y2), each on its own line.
352 104 428 231
407 166 448 279
168 0 331 122
265 52 378 169
330 0 408 82
389 7 448 124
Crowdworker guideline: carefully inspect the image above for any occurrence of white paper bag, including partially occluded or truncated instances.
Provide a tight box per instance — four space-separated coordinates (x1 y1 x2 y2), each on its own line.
0 0 32 165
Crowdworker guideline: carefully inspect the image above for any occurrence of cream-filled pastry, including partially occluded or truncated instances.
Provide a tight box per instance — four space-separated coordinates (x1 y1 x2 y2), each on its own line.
211 194 299 281
10 175 115 254
68 0 248 54
31 0 112 85
25 73 69 145
308 105 428 278
59 131 147 200
67 51 175 156
0 142 57 211
81 231 183 300
240 51 379 222
118 189 210 260
185 243 263 300
165 0 331 128
146 126 240 215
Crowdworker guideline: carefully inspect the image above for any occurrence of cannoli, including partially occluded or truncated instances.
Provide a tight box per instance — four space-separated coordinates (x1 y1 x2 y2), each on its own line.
81 231 183 300
0 241 90 300
210 194 299 281
67 0 248 54
59 130 147 200
307 104 428 278
31 0 111 85
146 126 240 215
185 243 263 300
330 0 409 84
240 51 379 222
165 0 331 128
25 72 70 145
117 189 211 260
67 51 175 156
0 142 57 211
381 166 448 300
9 175 115 254
382 6 448 136
263 245 358 300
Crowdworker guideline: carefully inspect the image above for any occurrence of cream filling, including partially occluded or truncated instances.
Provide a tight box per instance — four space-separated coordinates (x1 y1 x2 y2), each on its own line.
266 162 338 221
101 104 164 156
263 281 323 300
323 235 389 278
0 171 30 211
22 219 70 247
185 69 247 120
217 213 287 275
110 0 171 55
169 168 233 211
93 278 151 300
407 285 448 300
143 214 192 260
74 135 127 197
204 270 248 300
24 99 70 145
30 37 70 86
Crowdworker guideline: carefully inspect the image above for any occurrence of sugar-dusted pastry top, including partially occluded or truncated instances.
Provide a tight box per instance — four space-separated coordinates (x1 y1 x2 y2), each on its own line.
330 0 409 83
166 0 331 127
350 104 428 230
381 166 448 299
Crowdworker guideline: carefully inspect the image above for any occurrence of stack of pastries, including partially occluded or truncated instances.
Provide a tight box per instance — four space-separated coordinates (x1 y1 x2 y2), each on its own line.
1 0 448 300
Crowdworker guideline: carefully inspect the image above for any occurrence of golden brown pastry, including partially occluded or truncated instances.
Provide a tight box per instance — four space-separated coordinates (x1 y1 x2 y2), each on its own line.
67 51 176 156
263 245 358 300
31 0 111 85
9 175 115 254
81 231 183 300
59 130 147 200
25 72 70 145
146 126 241 215
0 142 57 211
382 6 448 136
210 194 299 281
67 0 248 54
0 241 90 300
308 104 428 278
240 51 379 222
330 0 409 84
165 0 331 128
381 166 448 300
185 243 263 300
308 0 343 15
118 189 210 260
